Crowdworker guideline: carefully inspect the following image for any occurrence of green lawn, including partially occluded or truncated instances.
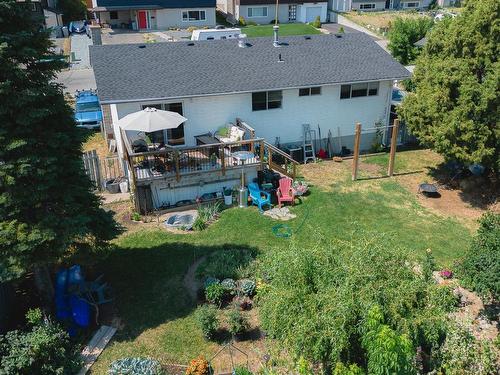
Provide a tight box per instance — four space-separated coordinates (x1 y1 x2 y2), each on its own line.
90 150 472 373
241 23 322 38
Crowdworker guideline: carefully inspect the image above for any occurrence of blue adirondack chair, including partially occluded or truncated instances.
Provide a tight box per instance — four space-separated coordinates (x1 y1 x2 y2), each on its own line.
248 183 272 212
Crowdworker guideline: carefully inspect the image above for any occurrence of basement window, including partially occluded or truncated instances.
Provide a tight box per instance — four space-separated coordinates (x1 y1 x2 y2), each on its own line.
299 87 321 96
252 91 282 111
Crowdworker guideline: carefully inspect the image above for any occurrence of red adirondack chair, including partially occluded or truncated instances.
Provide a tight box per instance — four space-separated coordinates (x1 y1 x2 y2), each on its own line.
277 177 296 208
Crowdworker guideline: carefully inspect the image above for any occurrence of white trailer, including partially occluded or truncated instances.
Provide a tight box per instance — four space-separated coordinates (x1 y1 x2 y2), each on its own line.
191 28 241 41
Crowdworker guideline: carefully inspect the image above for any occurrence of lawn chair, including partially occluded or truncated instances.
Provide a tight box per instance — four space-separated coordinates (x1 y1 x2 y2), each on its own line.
248 182 272 212
277 177 296 208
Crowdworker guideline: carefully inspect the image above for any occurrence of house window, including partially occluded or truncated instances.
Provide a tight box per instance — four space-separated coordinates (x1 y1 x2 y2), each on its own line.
288 5 297 21
182 10 206 22
109 11 118 20
248 7 268 18
299 87 321 96
404 2 419 7
340 82 379 99
141 103 185 146
252 91 282 111
359 3 376 10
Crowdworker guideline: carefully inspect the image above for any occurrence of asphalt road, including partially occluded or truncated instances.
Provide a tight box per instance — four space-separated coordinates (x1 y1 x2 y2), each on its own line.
56 68 96 94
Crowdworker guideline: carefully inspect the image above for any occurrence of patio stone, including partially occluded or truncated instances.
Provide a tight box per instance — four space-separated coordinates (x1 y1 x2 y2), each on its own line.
263 207 296 221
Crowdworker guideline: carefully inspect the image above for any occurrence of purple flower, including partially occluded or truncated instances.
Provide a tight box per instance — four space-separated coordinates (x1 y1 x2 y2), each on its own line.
440 269 453 279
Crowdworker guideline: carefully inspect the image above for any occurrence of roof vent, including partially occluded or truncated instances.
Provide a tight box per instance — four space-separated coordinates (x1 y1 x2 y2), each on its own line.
278 53 284 63
138 45 146 48
304 36 312 40
187 42 195 46
238 33 249 48
273 25 281 47
334 33 343 38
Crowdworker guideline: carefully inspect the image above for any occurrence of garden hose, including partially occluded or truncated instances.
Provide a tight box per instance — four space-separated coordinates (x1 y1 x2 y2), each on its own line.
272 206 310 238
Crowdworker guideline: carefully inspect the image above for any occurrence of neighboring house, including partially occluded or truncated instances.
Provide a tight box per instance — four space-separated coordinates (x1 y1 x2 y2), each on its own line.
90 32 409 212
17 0 64 34
88 0 217 30
330 0 433 11
218 0 328 24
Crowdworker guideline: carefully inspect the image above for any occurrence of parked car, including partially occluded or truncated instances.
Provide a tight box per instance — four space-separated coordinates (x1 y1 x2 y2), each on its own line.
74 90 103 129
69 20 88 34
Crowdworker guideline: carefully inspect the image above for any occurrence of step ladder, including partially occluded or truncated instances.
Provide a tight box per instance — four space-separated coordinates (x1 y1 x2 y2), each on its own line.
302 124 316 163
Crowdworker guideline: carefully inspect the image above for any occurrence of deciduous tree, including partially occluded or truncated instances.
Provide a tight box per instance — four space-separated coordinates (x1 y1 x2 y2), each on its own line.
399 0 499 173
388 17 433 65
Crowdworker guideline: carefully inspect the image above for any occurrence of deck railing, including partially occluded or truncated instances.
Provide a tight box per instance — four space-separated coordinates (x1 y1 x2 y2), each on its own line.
126 138 265 183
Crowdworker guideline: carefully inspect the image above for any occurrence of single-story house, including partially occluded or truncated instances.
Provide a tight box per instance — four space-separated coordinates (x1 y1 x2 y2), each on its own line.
330 0 432 11
88 0 217 29
217 0 328 24
350 0 386 11
90 32 409 211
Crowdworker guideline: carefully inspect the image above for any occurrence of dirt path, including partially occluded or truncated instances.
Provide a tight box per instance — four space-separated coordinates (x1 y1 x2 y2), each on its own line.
183 256 206 300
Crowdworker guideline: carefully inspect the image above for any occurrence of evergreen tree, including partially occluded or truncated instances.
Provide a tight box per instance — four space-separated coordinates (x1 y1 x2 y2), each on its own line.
0 0 119 282
399 0 499 173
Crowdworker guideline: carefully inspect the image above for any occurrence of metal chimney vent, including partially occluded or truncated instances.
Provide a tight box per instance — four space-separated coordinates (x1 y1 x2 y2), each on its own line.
238 33 249 48
273 25 280 47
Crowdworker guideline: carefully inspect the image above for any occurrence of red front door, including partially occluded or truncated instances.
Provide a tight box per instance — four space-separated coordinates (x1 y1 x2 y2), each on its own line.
138 11 148 29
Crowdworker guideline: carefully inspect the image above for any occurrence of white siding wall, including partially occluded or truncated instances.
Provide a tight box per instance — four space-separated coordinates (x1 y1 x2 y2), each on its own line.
236 3 328 24
112 80 392 155
98 10 133 26
156 8 216 28
297 3 328 23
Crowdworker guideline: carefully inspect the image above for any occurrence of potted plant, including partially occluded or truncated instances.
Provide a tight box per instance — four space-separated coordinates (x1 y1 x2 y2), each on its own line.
223 187 233 206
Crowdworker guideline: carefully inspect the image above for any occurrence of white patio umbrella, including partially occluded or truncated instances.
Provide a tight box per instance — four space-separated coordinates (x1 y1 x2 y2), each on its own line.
117 107 187 132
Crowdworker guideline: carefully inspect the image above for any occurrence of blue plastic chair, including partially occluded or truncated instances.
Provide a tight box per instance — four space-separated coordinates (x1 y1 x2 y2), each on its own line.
248 183 272 212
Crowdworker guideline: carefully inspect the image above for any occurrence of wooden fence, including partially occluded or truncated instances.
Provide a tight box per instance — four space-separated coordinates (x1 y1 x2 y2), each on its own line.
82 150 123 191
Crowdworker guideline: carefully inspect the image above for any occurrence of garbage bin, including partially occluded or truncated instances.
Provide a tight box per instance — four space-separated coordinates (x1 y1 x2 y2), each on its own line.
131 21 138 31
62 26 69 37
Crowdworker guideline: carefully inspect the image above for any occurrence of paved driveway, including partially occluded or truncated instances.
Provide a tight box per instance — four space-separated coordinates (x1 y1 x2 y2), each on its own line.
70 34 92 69
56 69 96 94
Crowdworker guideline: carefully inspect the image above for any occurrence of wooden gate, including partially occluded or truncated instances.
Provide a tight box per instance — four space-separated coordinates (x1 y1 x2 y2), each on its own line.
82 150 123 191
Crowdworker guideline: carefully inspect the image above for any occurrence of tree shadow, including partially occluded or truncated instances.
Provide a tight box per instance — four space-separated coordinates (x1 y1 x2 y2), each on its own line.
427 162 498 210
85 242 261 343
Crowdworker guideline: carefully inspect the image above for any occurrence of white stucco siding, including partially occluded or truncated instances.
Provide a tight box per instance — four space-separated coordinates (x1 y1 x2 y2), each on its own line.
112 80 392 154
156 8 216 28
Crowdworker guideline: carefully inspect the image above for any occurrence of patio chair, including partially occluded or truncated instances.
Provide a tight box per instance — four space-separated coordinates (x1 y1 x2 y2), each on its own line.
248 182 272 212
277 177 296 208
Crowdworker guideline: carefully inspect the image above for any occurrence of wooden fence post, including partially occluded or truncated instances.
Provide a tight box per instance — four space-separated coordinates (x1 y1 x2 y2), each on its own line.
387 119 400 177
260 140 265 170
352 123 361 181
219 145 226 176
174 150 180 182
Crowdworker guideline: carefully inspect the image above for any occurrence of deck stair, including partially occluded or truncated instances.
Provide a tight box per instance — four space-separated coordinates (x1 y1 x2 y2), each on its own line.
302 124 316 163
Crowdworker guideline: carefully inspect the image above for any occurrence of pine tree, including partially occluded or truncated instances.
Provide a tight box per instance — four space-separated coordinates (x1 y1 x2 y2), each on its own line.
399 0 499 174
0 0 119 282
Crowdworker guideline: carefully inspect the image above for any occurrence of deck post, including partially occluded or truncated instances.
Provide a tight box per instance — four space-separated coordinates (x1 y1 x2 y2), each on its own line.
388 119 399 177
174 150 180 182
259 140 265 170
268 149 272 170
352 123 361 181
293 163 297 179
219 145 226 176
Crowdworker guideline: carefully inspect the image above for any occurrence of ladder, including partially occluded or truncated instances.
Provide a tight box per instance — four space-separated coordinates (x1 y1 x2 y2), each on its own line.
302 124 316 163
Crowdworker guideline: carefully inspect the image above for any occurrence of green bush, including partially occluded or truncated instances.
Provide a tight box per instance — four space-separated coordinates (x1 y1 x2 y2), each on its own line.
198 202 221 223
387 17 434 65
240 279 256 296
333 362 365 375
233 366 253 375
238 16 246 26
221 278 237 295
204 276 220 289
109 357 163 375
258 234 454 372
195 305 219 340
193 216 207 231
196 249 255 280
458 213 500 300
0 309 81 374
311 15 321 28
227 308 248 336
205 283 226 306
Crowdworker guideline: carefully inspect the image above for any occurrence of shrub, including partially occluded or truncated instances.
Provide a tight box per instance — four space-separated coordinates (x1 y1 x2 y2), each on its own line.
0 309 81 374
438 320 499 374
198 202 221 223
233 366 253 375
193 216 207 231
204 276 220 289
195 305 219 340
205 282 226 306
311 15 321 28
185 357 211 375
109 358 163 375
240 279 256 296
258 235 454 371
458 213 500 300
332 362 365 375
227 308 248 336
221 278 237 294
196 249 255 280
238 16 246 26
269 19 279 24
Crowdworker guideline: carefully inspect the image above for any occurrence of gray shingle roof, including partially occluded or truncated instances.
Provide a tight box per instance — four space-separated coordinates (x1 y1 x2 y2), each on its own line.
93 0 216 10
90 33 411 104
